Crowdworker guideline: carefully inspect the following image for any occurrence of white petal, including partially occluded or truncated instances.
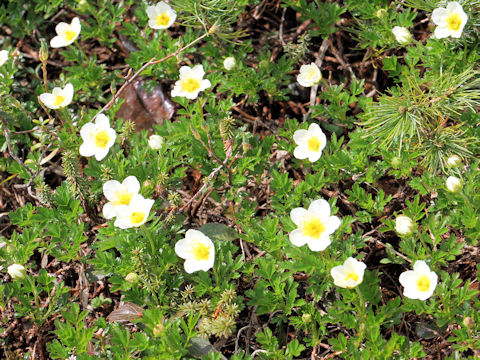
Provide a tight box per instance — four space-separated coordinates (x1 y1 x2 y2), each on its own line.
80 123 95 139
55 22 70 35
122 176 140 194
434 26 450 39
102 202 116 219
307 235 331 251
308 199 330 218
71 17 81 34
95 114 110 128
290 207 308 225
192 64 205 78
94 148 110 161
293 146 308 160
289 229 308 247
293 129 309 145
39 93 54 107
307 150 322 162
399 270 415 288
446 1 461 13
326 216 341 234
63 83 74 102
50 35 68 48
413 260 429 273
199 79 211 91
103 180 121 200
431 8 447 25
184 259 203 273
106 128 117 147
175 238 190 259
179 66 192 78
79 142 95 157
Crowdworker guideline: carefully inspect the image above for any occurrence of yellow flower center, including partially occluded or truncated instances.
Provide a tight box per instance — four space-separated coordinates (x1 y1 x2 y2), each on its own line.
446 13 462 32
307 70 317 80
64 29 77 41
193 242 210 261
416 274 431 292
302 216 326 239
130 211 145 225
181 78 200 93
307 136 321 152
114 191 133 206
155 13 170 27
54 95 65 106
345 271 359 282
94 130 110 149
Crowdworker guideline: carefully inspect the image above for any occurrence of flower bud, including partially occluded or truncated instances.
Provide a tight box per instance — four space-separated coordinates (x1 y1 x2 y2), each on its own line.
463 316 474 329
391 156 402 168
446 176 462 192
125 272 139 283
395 215 414 236
153 323 164 337
376 8 387 18
39 41 49 63
223 57 236 71
148 134 164 150
301 313 312 323
392 26 412 44
8 264 26 280
446 155 461 167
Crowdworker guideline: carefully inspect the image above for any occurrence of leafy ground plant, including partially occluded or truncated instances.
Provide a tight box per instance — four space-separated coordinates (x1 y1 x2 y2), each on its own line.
0 0 479 359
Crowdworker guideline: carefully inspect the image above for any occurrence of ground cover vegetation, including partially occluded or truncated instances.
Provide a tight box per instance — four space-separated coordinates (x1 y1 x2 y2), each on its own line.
0 0 479 359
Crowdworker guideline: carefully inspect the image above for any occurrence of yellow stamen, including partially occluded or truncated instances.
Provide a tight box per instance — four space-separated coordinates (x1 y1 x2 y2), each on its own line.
307 136 321 152
345 271 359 282
302 217 326 239
155 13 170 27
446 13 462 32
416 274 431 292
130 211 145 225
181 78 200 93
54 95 65 106
193 242 210 261
114 191 133 206
94 130 110 149
64 29 77 41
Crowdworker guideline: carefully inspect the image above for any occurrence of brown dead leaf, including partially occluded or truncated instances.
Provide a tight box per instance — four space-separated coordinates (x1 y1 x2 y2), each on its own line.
115 78 175 131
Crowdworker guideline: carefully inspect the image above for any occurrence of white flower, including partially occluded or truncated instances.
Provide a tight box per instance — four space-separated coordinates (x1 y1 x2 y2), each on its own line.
392 26 412 44
171 65 211 100
0 50 8 66
330 257 367 288
446 176 462 192
432 2 468 39
399 260 438 300
293 123 327 162
50 17 81 48
446 155 461 167
113 194 155 229
223 57 236 70
39 83 74 109
289 199 341 251
146 1 177 30
395 215 414 236
8 264 26 280
175 229 215 273
102 176 141 219
67 356 77 360
148 134 164 150
79 114 117 161
297 63 321 87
